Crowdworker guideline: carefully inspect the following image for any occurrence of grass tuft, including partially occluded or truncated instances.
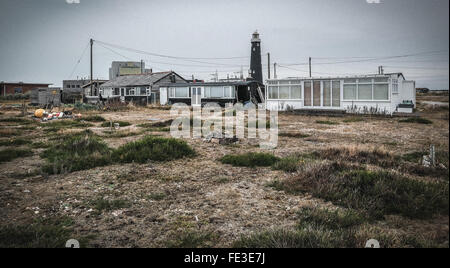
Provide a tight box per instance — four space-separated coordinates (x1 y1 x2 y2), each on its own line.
399 117 433 124
0 148 33 163
100 121 132 128
220 152 279 168
112 136 195 163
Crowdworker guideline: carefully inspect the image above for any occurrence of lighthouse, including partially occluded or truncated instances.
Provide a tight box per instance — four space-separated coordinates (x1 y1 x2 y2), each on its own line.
250 31 263 83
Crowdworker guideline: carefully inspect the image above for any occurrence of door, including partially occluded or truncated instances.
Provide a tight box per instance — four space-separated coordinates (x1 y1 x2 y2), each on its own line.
191 87 202 106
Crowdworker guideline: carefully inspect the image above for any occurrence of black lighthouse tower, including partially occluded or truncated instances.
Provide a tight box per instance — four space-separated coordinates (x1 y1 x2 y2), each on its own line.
250 31 263 84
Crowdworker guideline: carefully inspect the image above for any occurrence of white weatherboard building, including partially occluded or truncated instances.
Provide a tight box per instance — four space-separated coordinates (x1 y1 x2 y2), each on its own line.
265 73 416 114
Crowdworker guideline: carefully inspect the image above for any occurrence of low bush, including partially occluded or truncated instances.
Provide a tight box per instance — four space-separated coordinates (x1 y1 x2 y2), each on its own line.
0 217 87 248
40 130 112 174
220 152 279 168
272 156 302 172
276 162 449 220
112 136 195 163
0 148 33 163
0 138 32 146
279 132 310 138
43 120 93 133
78 115 106 122
399 117 433 124
166 231 217 248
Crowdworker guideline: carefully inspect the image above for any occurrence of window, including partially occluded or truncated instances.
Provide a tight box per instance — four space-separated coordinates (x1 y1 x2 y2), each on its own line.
344 84 357 100
114 88 120 95
323 81 331 107
210 87 223 98
392 79 399 94
224 86 232 98
332 81 340 107
374 84 389 100
358 84 372 100
14 88 23 94
76 85 80 88
175 87 189 98
279 86 290 99
291 85 302 99
313 81 321 106
268 86 278 99
304 81 312 106
140 87 147 95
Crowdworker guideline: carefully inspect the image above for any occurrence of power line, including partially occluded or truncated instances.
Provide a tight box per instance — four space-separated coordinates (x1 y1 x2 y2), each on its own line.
68 41 90 79
95 40 249 67
279 50 449 66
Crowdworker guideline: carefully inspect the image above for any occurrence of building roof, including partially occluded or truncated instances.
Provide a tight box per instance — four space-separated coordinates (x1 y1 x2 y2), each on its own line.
161 80 264 87
100 71 185 88
0 81 52 86
267 73 406 81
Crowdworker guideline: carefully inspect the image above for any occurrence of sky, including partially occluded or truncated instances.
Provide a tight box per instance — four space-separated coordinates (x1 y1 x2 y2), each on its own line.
0 0 448 89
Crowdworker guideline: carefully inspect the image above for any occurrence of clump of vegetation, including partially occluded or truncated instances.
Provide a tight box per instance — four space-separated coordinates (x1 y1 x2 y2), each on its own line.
92 198 130 212
403 150 449 167
100 121 132 128
148 192 167 201
138 120 173 132
78 115 106 122
0 117 34 125
166 231 217 248
399 117 433 125
343 117 365 123
102 130 142 138
40 130 112 174
234 207 439 248
297 207 367 230
0 138 32 146
272 162 449 220
112 136 195 163
272 156 302 172
313 146 397 168
316 120 339 125
43 120 93 133
0 148 33 163
220 152 279 168
0 217 89 248
279 132 310 138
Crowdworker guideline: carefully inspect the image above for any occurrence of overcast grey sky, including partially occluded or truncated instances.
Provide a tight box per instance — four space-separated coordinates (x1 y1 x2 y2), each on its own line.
0 0 448 89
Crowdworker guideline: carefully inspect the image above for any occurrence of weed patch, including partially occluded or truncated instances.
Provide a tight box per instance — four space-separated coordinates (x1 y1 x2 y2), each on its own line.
40 130 112 174
0 148 33 163
220 152 279 168
78 115 106 122
279 132 310 138
275 162 449 220
399 117 433 125
112 136 195 163
0 138 32 146
0 217 90 248
166 231 217 248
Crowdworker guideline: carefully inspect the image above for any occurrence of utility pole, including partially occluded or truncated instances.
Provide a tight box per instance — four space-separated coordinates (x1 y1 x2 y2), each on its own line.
267 53 271 79
274 63 277 79
90 38 94 97
309 57 312 78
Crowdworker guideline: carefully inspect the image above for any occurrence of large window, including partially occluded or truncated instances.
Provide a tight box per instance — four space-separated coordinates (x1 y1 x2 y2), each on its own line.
266 81 302 100
203 86 235 99
304 81 311 106
343 78 389 101
169 87 189 98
